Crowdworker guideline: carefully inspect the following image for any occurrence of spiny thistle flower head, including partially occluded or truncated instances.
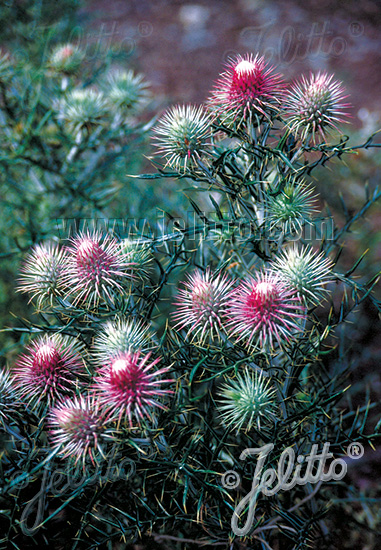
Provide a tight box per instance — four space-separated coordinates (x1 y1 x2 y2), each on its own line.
48 395 115 466
92 317 156 366
13 334 86 408
94 352 172 427
119 239 153 280
270 245 334 306
227 271 305 351
58 88 108 133
17 241 67 309
0 369 20 427
49 43 83 75
284 72 350 142
208 53 284 124
217 368 277 432
62 230 135 308
172 269 234 345
153 104 211 172
104 70 150 113
266 179 318 235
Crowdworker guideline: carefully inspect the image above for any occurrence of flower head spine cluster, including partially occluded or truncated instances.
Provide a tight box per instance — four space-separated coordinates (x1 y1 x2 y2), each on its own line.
172 269 234 345
218 368 277 432
153 104 211 172
94 351 172 427
13 334 86 408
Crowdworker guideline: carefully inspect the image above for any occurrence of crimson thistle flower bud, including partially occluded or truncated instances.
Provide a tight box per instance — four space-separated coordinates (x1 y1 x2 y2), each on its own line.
17 241 67 309
92 317 156 366
13 334 86 408
227 271 305 351
208 53 284 125
94 352 172 427
283 72 350 142
266 179 318 235
48 395 116 466
270 245 334 306
172 269 234 345
153 104 211 172
62 231 135 308
48 44 83 75
217 368 277 432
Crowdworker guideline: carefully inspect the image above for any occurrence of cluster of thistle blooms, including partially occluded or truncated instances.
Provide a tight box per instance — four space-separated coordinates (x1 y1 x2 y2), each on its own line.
152 53 345 433
47 43 150 135
153 52 350 171
172 250 333 432
4 231 172 467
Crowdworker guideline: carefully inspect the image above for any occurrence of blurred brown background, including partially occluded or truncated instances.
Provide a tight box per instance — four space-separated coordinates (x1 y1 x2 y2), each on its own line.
82 0 381 124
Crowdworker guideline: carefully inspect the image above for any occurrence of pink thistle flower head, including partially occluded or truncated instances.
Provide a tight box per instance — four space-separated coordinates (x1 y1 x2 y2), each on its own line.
227 271 305 351
94 351 172 427
17 241 67 309
284 72 350 142
209 53 284 125
48 395 115 466
13 334 86 408
62 230 135 308
172 269 234 345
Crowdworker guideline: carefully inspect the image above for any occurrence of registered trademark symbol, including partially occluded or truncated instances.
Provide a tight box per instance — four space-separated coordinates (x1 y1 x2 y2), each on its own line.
347 442 364 459
138 21 153 37
349 22 364 37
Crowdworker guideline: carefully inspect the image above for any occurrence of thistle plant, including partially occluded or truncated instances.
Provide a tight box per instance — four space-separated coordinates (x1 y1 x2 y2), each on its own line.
284 72 350 142
12 334 86 409
48 44 84 76
226 271 305 351
172 268 233 344
153 104 211 171
208 53 284 125
2 48 380 550
48 395 116 466
94 352 172 427
17 241 67 309
103 70 150 114
62 230 136 308
266 178 318 235
217 368 277 432
270 245 334 306
92 317 157 365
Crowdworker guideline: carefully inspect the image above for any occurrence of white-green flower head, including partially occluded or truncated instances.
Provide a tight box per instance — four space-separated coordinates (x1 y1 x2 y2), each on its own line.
266 179 318 235
17 241 67 310
270 245 334 306
103 70 150 113
217 368 277 433
119 239 153 280
49 44 84 75
92 317 157 366
283 72 350 142
58 88 108 132
153 104 212 172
